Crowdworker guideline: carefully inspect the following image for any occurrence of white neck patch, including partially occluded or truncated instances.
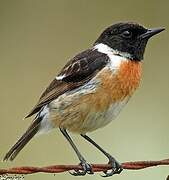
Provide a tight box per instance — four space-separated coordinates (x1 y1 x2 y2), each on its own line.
94 43 132 59
94 43 130 70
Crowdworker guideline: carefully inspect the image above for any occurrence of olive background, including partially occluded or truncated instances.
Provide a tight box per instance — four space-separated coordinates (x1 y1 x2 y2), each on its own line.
0 0 169 180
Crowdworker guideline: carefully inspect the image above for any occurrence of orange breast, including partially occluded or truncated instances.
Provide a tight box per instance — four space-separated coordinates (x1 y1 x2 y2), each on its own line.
101 60 142 100
78 60 142 112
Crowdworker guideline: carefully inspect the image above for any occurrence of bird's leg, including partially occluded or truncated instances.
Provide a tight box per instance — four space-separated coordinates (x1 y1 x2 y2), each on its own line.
81 134 123 177
60 128 93 176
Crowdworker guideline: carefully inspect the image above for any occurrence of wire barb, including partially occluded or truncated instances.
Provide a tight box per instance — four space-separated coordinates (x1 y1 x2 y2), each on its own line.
0 159 169 175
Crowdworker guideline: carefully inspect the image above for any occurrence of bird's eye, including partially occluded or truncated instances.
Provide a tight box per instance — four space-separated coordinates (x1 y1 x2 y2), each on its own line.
122 30 132 38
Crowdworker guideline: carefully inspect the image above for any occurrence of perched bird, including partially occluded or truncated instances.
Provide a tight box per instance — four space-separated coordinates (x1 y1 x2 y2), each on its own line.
3 22 164 177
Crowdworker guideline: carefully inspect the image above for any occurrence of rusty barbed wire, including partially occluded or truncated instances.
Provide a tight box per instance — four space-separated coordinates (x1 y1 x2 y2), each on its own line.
0 159 169 175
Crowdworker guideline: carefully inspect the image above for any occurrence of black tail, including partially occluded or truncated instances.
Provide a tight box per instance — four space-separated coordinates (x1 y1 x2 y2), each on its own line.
3 117 42 161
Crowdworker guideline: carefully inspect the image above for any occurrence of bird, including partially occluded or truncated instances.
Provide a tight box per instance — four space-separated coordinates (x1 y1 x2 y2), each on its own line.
3 22 164 177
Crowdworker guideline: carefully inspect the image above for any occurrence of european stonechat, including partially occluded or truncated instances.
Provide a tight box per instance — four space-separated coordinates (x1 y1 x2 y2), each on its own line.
3 22 164 177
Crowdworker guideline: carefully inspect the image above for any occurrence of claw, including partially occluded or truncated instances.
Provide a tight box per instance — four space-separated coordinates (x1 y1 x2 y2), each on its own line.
69 169 86 176
69 161 93 176
101 157 123 177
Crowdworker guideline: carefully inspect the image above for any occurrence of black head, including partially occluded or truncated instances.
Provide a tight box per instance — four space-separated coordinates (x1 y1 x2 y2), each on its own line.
95 22 165 60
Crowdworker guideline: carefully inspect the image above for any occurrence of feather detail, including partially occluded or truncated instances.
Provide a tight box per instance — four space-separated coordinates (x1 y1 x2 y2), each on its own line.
3 117 42 161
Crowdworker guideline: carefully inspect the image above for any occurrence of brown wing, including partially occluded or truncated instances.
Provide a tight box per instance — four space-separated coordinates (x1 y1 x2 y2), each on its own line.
25 49 109 118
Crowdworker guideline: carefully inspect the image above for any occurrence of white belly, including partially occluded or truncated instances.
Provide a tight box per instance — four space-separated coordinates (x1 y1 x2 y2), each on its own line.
80 98 129 133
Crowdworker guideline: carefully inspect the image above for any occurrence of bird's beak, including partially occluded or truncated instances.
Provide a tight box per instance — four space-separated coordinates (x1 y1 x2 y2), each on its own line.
140 27 165 39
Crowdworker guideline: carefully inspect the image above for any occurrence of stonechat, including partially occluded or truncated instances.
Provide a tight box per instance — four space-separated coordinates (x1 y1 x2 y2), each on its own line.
3 22 164 177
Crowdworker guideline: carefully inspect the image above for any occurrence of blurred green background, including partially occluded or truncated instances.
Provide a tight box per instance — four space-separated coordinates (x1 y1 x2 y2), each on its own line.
0 0 169 180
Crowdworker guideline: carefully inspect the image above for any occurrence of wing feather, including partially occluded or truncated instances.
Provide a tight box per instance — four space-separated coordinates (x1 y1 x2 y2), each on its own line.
25 49 109 118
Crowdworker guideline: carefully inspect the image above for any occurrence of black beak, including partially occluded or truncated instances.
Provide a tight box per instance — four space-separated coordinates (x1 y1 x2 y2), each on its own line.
140 27 165 39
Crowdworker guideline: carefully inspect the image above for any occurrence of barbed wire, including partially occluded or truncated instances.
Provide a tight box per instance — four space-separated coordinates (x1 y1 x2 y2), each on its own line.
0 158 169 175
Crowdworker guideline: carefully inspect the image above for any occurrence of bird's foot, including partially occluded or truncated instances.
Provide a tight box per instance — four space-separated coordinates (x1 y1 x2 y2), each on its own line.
69 161 93 176
101 156 123 177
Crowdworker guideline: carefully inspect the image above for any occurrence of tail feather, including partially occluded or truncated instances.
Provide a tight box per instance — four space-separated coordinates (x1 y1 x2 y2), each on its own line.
3 117 41 161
